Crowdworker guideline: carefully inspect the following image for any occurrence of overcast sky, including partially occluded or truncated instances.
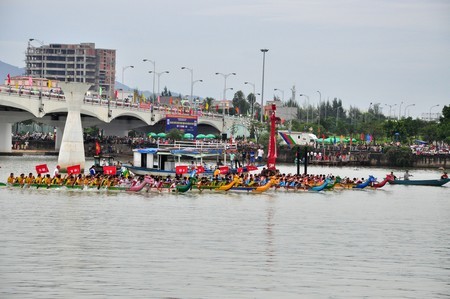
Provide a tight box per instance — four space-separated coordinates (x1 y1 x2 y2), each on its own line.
1 0 449 118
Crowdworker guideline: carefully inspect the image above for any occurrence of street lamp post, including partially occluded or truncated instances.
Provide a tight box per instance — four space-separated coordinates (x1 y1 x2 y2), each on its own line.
316 90 321 129
260 49 269 122
143 59 155 101
122 65 134 87
274 88 284 101
429 104 440 121
404 104 415 118
244 81 256 117
385 103 397 119
215 72 236 117
225 87 234 115
398 101 404 120
29 38 45 112
299 94 309 123
148 71 169 96
181 66 194 107
192 79 203 112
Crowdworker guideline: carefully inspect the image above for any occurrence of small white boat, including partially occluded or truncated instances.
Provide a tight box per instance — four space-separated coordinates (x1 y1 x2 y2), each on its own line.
124 141 258 177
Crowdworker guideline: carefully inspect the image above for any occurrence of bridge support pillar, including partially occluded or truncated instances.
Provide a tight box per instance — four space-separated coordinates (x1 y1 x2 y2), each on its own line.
0 123 12 152
57 82 91 173
54 126 64 151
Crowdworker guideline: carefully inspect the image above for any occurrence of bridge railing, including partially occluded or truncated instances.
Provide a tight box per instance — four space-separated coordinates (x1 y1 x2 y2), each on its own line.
0 85 64 100
1 85 249 121
157 140 238 151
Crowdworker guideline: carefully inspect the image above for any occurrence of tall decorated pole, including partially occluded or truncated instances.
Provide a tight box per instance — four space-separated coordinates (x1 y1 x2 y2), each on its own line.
267 104 277 170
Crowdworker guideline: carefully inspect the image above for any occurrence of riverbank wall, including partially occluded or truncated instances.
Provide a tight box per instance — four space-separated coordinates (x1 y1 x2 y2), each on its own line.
276 148 448 169
3 142 448 169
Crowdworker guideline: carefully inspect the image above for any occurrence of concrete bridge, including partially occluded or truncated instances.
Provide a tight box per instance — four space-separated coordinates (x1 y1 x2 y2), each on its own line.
0 83 250 170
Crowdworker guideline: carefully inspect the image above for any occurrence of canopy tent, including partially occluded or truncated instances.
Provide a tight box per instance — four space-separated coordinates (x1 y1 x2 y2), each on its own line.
196 134 206 139
147 132 157 137
157 132 167 138
183 133 194 139
205 134 216 139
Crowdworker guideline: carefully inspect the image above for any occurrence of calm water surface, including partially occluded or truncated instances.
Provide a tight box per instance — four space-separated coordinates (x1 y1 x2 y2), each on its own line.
1 156 449 298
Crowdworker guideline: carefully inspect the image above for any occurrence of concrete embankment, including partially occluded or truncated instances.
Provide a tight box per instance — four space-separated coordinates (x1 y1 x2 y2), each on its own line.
276 148 448 169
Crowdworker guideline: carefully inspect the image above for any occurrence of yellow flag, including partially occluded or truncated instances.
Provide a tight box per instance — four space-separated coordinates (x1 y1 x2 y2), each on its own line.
205 103 209 110
47 80 52 88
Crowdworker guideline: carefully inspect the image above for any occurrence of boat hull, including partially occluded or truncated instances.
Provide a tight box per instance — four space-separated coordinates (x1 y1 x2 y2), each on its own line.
388 178 450 186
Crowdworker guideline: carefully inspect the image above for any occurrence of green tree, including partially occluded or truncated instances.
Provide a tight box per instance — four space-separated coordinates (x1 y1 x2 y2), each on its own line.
167 128 183 141
232 90 249 116
161 87 172 97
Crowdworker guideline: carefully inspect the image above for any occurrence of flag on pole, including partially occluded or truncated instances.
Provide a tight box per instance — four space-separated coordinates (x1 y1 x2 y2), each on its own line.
28 77 33 87
67 165 81 175
99 87 102 96
95 140 101 155
157 95 161 104
7 74 11 85
47 80 52 88
35 164 49 174
205 102 209 110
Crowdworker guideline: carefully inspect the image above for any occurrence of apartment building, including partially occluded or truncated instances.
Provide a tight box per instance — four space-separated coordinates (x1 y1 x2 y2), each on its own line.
25 41 116 95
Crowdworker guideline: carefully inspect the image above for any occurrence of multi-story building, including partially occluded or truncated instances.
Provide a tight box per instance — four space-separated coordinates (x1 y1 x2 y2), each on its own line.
25 41 116 95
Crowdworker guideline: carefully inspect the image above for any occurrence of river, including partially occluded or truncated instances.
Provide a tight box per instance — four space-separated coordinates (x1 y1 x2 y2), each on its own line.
0 155 449 298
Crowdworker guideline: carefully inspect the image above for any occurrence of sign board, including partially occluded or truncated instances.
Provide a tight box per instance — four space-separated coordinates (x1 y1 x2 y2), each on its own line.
166 114 198 135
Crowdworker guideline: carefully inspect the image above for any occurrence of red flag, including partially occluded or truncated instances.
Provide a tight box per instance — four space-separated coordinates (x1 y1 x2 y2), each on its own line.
246 165 258 171
169 97 173 105
7 73 11 85
114 90 118 99
35 164 49 174
95 140 101 155
196 165 205 174
67 165 81 175
360 133 365 141
103 166 116 175
216 104 219 112
176 165 188 175
237 167 243 173
157 95 161 104
28 77 33 87
219 166 229 175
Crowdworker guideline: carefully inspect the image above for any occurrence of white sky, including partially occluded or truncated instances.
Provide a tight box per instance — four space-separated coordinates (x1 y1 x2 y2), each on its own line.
1 0 449 118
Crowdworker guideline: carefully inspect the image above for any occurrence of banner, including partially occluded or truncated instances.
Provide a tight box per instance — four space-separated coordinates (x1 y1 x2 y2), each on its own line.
219 166 229 175
176 165 188 175
35 164 49 174
196 165 205 174
67 165 81 175
139 102 151 110
166 114 198 135
103 166 116 175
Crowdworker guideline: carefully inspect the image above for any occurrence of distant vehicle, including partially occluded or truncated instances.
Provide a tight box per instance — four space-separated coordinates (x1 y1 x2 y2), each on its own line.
278 130 318 147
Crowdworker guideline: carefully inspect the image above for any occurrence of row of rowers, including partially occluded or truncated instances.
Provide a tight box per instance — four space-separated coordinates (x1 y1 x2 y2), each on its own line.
6 172 133 187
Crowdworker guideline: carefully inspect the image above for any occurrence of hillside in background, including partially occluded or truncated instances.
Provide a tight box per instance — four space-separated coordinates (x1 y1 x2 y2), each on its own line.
0 60 25 81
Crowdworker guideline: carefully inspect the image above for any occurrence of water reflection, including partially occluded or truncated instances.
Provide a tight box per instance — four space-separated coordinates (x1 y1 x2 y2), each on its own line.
0 156 449 298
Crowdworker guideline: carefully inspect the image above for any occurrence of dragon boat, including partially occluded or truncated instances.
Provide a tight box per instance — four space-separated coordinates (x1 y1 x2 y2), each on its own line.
388 178 450 187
